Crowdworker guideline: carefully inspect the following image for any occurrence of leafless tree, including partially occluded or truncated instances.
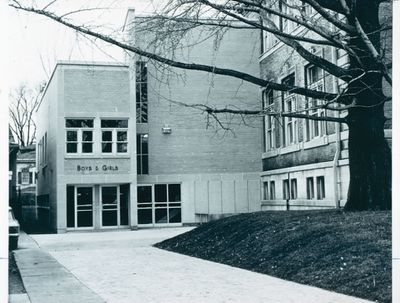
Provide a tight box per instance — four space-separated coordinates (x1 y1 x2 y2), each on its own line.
9 0 392 210
9 82 46 147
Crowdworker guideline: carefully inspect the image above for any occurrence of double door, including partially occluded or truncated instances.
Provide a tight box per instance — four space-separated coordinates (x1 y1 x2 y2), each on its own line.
66 184 129 230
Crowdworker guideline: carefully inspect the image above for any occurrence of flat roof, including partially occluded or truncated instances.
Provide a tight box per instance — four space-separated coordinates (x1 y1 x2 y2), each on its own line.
38 60 128 112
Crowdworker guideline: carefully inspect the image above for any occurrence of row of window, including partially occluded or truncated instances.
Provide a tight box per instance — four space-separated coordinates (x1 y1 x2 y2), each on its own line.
65 119 128 155
263 65 327 151
261 1 315 52
263 176 325 200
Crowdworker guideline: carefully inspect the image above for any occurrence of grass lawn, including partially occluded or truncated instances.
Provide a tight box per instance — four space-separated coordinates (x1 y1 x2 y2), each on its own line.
155 210 391 303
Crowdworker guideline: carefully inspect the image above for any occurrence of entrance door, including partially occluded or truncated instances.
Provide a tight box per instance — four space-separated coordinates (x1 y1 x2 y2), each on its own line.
76 186 94 228
137 185 153 225
101 186 119 227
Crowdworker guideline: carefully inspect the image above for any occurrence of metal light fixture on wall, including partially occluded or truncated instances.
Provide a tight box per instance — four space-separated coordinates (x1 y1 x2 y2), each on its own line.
162 124 172 134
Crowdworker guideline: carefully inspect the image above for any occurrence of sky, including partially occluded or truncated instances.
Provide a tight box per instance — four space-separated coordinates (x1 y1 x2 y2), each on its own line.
2 0 159 88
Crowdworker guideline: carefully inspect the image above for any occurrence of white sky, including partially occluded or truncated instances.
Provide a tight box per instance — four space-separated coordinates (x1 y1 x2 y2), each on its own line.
2 0 159 88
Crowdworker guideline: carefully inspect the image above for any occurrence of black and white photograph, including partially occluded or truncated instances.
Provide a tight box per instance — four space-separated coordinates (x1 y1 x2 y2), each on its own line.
1 0 399 302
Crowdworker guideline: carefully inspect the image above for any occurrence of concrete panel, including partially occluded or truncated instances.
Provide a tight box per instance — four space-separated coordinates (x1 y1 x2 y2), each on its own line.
194 181 209 214
235 180 249 213
221 181 236 214
208 181 222 214
182 181 196 224
248 180 261 212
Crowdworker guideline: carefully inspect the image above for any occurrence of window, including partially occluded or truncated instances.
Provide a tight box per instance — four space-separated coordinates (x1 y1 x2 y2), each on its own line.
263 90 276 150
270 181 276 200
136 61 148 123
66 119 94 154
282 74 297 146
137 184 182 225
101 119 128 154
290 179 297 199
305 65 326 140
137 134 148 174
317 176 325 200
21 172 30 184
307 177 314 199
263 182 268 200
283 178 297 200
283 179 290 200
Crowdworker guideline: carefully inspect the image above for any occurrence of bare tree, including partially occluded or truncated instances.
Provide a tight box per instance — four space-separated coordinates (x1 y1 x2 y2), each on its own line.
9 82 46 147
9 0 392 210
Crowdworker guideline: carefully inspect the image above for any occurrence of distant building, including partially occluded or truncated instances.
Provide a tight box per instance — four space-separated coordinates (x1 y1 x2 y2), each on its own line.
9 128 19 218
16 145 37 226
16 145 36 193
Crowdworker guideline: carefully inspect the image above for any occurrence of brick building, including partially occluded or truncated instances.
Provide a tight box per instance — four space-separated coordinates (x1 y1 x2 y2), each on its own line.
259 2 392 210
36 11 262 232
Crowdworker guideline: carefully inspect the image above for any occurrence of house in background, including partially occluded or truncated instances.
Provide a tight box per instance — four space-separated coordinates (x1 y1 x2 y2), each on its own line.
16 145 37 226
9 128 19 219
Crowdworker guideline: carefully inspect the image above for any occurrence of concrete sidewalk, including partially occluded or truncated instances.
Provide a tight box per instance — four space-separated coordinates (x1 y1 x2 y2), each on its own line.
13 232 104 303
15 228 373 303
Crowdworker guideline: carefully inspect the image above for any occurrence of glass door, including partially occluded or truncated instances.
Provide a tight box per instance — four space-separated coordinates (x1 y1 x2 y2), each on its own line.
101 186 119 227
137 185 152 225
76 186 94 228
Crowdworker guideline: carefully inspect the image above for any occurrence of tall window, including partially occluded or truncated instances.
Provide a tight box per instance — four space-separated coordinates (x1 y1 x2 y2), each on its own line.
317 176 325 200
290 179 297 199
282 73 297 146
283 178 297 200
283 179 290 200
263 90 276 150
101 119 128 154
137 134 149 174
306 177 314 199
263 182 269 200
305 65 326 140
136 61 148 123
66 119 94 154
270 181 276 200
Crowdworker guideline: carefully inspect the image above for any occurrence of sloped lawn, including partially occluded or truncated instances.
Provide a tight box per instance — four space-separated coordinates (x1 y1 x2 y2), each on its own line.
155 210 391 303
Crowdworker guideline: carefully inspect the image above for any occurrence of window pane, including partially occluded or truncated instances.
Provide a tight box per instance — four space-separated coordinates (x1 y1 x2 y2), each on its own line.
67 143 77 153
67 186 75 228
263 182 268 200
169 208 181 223
138 209 152 224
101 119 128 128
117 143 128 153
291 179 297 199
102 187 117 204
117 131 127 142
102 143 112 153
155 184 167 202
67 131 77 142
142 156 149 174
82 131 93 141
155 208 168 224
102 131 112 141
82 143 92 153
66 119 93 128
137 186 152 203
168 184 181 202
120 184 129 225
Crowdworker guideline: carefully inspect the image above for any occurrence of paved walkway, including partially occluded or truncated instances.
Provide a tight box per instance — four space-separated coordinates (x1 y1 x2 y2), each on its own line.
15 228 373 303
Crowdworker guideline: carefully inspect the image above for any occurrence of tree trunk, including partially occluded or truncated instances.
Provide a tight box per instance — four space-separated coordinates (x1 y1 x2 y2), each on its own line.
344 0 391 210
345 104 391 210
